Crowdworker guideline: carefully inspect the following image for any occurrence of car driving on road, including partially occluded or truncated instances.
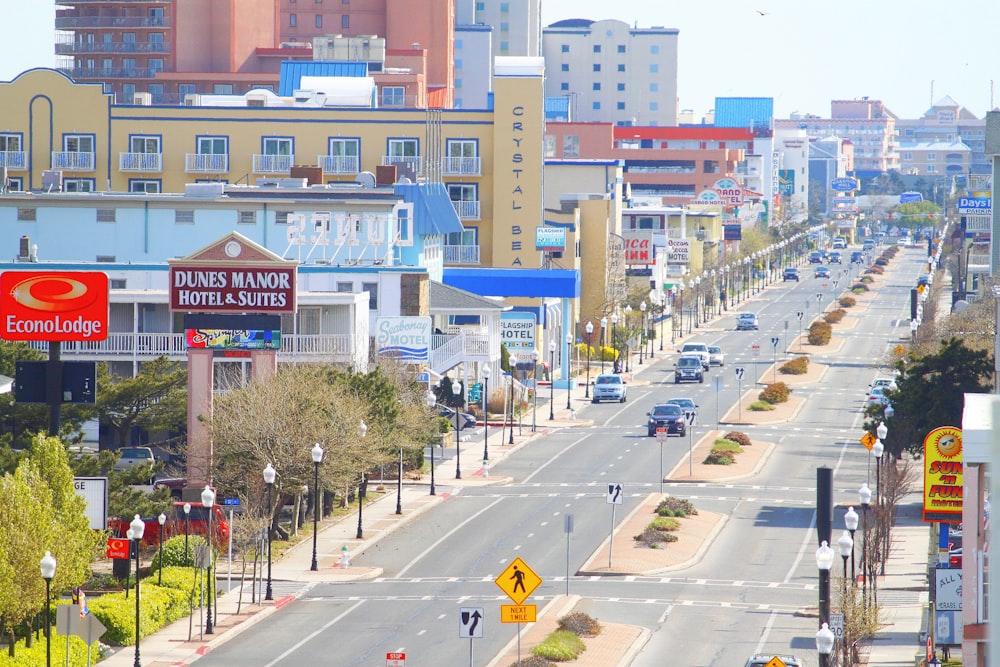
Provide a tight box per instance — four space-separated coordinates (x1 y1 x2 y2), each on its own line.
674 356 704 384
814 266 830 278
736 313 759 330
707 345 725 366
666 397 698 416
782 267 800 281
592 373 627 403
646 403 686 437
679 342 710 370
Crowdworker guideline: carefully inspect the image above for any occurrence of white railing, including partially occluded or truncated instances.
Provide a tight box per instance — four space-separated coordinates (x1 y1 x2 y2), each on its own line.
381 155 423 175
451 200 481 220
443 245 480 264
442 156 481 175
0 151 26 170
430 334 465 373
318 154 359 174
119 152 163 171
253 154 294 174
185 153 229 173
30 333 356 360
51 152 95 171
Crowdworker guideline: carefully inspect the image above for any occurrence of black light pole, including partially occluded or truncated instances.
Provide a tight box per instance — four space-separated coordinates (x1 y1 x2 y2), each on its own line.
845 506 859 585
451 381 462 478
182 502 190 563
263 463 276 601
610 313 619 369
355 419 369 538
584 321 593 398
40 552 56 667
638 301 646 364
859 483 872 606
565 333 573 409
624 306 632 370
815 540 834 667
310 444 324 570
599 317 607 373
507 371 514 445
200 487 215 634
157 513 166 586
482 364 491 463
548 341 556 420
129 514 146 664
395 448 403 515
426 391 437 496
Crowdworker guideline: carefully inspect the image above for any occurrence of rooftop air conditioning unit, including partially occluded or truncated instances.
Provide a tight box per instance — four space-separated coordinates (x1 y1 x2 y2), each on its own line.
133 92 152 106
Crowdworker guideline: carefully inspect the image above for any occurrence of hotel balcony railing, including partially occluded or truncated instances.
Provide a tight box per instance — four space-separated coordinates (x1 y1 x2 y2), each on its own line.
381 155 422 175
0 151 27 170
28 333 356 361
451 200 481 220
319 154 359 175
443 245 481 264
56 16 172 29
442 156 481 176
119 152 163 172
51 152 96 171
56 41 171 54
185 153 229 173
378 94 420 108
60 66 167 79
253 154 294 174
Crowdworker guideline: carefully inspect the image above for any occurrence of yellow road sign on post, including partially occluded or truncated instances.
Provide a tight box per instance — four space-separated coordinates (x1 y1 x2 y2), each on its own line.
495 557 542 605
860 432 877 450
500 604 537 623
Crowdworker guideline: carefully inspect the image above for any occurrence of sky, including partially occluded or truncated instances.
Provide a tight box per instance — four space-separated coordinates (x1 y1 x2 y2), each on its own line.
0 0 996 120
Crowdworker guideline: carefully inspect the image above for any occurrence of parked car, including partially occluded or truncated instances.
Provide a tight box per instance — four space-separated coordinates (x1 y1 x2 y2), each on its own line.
679 342 710 370
153 477 188 499
744 655 803 667
867 386 890 406
666 397 698 416
674 356 704 384
869 377 898 393
736 313 759 331
109 502 230 548
592 373 627 403
114 446 155 473
707 345 725 366
646 404 686 437
438 406 478 430
808 251 824 264
828 251 843 264
814 266 831 278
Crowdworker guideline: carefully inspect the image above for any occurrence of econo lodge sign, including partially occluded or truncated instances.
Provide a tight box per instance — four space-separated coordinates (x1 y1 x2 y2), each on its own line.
0 271 109 341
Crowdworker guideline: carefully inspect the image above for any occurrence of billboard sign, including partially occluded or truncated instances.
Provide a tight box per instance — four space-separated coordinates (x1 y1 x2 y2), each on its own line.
723 224 742 241
535 226 566 252
777 169 795 196
900 191 924 204
922 426 963 523
375 317 432 362
500 312 537 352
958 197 991 214
665 238 691 263
623 232 654 265
185 329 281 350
831 177 859 192
169 266 296 314
73 477 108 530
713 178 744 205
692 189 726 205
0 271 109 342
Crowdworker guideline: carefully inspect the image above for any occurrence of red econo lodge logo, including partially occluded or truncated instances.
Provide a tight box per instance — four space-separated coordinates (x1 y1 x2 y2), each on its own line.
0 271 109 342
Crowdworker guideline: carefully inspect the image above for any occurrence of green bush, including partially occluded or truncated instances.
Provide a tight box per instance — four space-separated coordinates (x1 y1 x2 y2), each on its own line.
704 449 735 465
748 400 776 411
153 534 210 569
839 295 856 308
824 309 846 324
866 265 885 274
0 634 102 667
874 258 889 266
759 382 790 404
656 496 698 517
724 431 752 447
532 630 586 661
860 276 874 284
779 357 809 374
808 321 832 345
557 612 602 637
650 516 681 532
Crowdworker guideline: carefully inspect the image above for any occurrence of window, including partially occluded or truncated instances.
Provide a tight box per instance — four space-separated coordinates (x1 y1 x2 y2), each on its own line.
500 22 509 31
239 211 256 225
475 1 484 9
213 84 233 94
617 45 626 53
593 63 601 72
362 283 378 310
560 63 569 72
561 44 569 53
178 83 196 97
560 82 569 91
649 101 659 111
128 179 160 193
5 176 22 191
0 133 21 154
617 102 625 110
341 15 349 28
327 138 359 173
543 135 556 158
649 83 658 92
592 101 601 110
175 210 194 224
649 63 658 73
448 183 479 218
315 14 322 27
500 2 509 10
198 136 227 155
387 138 418 159
65 135 95 154
336 282 353 293
617 83 625 91
617 64 625 72
593 45 601 53
563 135 579 158
650 45 660 54
381 86 405 106
393 203 412 246
903 152 912 160
262 137 293 156
290 13 297 26
149 59 164 73
927 152 936 160
148 84 164 102
297 307 321 335
500 41 509 51
149 33 164 49
592 83 601 91
110 279 127 290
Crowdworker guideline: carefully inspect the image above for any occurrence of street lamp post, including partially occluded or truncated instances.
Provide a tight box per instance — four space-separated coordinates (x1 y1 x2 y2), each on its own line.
200 487 215 634
815 539 834 667
838 530 853 590
355 420 369 538
873 437 885 506
610 313 619 369
507 369 515 445
425 391 437 495
40 552 56 667
263 463 276 601
531 351 539 432
638 301 646 364
565 333 573 409
310 444 324 570
395 447 403 514
157 513 166 586
599 317 608 373
584 321 593 397
676 284 683 339
451 381 463 479
624 305 633 369
482 364 491 462
693 278 700 328
859 483 872 605
845 506 859 584
816 623 835 667
130 514 145 665
657 291 665 350
182 503 191 564
548 340 556 420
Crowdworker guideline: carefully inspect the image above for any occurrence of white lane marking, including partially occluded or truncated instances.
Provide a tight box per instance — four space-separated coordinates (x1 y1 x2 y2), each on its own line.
522 434 590 483
396 497 505 578
262 599 366 667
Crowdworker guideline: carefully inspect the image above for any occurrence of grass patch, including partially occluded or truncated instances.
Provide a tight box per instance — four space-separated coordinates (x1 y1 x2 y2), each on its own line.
532 631 586 661
704 438 743 465
749 400 776 411
650 516 681 532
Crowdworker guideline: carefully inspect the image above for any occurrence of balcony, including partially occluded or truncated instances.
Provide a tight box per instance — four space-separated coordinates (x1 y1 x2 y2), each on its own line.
56 41 171 55
185 153 229 173
119 152 162 172
55 16 172 29
443 245 481 264
29 333 357 362
451 200 481 220
319 154 359 175
0 152 27 171
253 154 294 174
381 155 422 177
442 156 481 176
378 93 420 108
60 66 167 79
51 152 96 171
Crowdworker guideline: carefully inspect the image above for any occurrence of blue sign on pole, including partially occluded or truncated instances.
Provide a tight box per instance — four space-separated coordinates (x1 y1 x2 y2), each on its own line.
899 191 923 204
831 177 858 192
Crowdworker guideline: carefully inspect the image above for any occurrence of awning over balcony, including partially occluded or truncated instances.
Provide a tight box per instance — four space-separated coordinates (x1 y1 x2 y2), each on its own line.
395 181 464 235
443 268 580 299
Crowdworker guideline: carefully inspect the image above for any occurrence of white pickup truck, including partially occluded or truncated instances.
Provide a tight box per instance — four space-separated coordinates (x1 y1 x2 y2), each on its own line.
678 342 710 370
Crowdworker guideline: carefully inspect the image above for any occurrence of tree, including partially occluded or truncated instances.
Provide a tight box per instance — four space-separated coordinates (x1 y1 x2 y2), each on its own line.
93 356 187 448
877 338 992 457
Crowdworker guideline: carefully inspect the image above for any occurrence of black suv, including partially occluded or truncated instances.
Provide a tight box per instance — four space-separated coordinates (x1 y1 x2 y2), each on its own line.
782 267 800 281
646 404 686 437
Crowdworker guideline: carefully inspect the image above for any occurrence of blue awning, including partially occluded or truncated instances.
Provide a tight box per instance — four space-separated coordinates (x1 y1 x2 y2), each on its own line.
395 182 464 235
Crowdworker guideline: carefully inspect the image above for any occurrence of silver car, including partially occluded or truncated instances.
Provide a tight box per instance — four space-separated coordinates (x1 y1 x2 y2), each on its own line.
707 345 725 366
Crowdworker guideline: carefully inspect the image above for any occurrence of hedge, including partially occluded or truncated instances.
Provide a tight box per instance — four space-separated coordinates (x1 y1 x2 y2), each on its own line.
558 612 602 637
808 321 832 345
749 400 776 411
823 309 846 324
759 382 790 404
839 295 857 308
723 431 753 447
656 496 698 517
779 357 809 374
704 438 743 465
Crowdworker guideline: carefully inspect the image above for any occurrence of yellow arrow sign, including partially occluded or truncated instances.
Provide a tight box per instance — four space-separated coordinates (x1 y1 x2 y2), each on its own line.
494 557 542 605
860 432 877 451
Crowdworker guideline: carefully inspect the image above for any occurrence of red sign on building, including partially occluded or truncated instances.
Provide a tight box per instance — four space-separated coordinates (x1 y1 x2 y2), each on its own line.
106 538 129 560
0 271 109 342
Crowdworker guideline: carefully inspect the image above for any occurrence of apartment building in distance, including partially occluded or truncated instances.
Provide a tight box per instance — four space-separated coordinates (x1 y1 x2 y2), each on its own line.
895 96 985 176
542 19 678 126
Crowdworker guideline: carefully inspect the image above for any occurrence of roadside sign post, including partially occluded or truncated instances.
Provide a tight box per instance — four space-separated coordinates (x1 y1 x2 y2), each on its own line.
685 411 697 476
770 337 780 383
783 319 790 355
735 367 745 422
655 428 668 493
796 311 804 351
751 344 760 385
564 514 574 595
459 607 484 666
713 375 723 426
495 557 543 665
386 652 406 667
606 483 623 568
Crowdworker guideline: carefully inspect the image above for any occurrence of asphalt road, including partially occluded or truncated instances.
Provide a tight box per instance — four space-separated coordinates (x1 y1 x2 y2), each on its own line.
197 246 927 667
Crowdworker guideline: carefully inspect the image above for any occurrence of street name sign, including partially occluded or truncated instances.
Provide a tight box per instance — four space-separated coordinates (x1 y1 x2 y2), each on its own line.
495 557 542 605
500 604 537 623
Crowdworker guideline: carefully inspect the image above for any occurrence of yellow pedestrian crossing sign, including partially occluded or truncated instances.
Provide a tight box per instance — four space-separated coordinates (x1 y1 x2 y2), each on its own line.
495 557 542 605
860 432 877 450
764 658 788 667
